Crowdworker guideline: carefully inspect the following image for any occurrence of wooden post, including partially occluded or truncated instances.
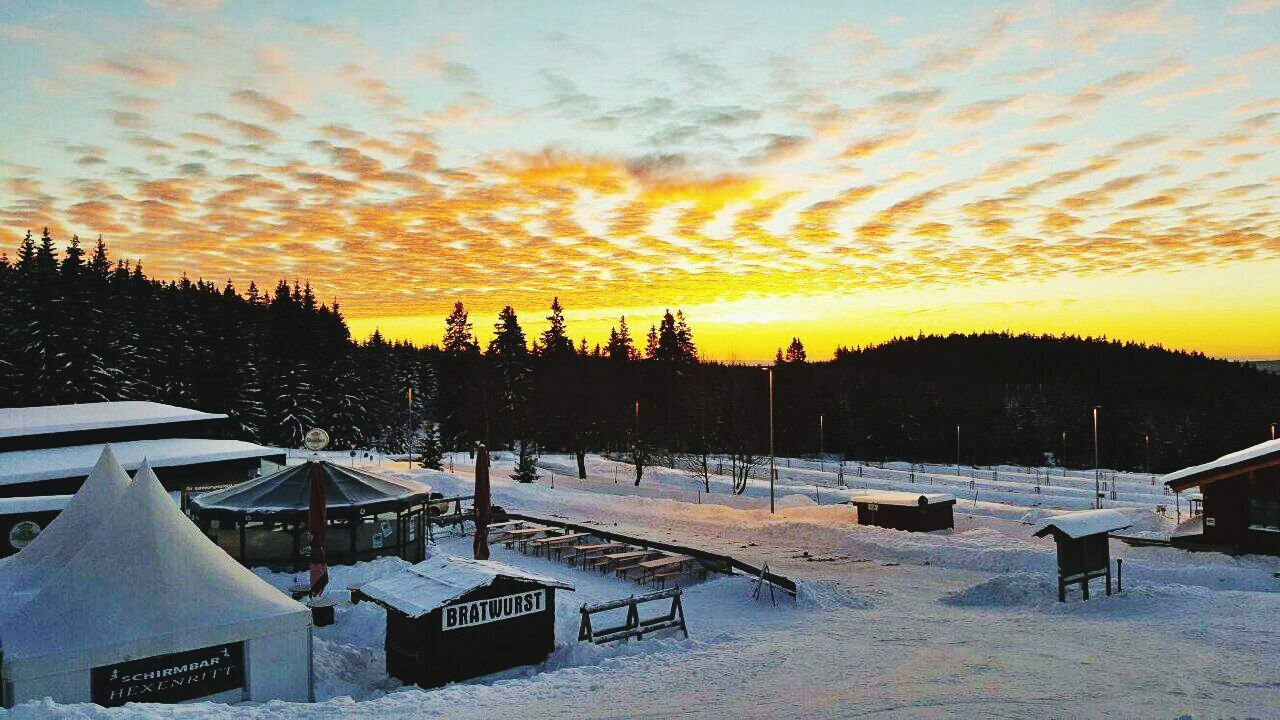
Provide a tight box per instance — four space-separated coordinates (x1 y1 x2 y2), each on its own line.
1116 558 1123 593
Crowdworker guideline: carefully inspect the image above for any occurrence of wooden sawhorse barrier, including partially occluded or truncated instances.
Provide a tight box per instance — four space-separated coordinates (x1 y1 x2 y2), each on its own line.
578 588 689 644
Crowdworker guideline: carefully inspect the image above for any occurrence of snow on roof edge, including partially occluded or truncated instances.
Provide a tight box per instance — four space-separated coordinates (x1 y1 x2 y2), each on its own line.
0 401 227 439
1161 438 1280 487
1033 509 1131 539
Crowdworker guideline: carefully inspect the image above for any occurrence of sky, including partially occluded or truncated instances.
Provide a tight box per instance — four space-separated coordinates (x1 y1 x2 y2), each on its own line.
1 0 1277 361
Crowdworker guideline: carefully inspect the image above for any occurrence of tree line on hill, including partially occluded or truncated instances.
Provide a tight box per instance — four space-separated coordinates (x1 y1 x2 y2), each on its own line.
3 230 1278 485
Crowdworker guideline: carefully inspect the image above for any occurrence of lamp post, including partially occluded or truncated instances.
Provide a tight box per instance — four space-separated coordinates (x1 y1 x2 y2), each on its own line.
819 414 825 472
955 424 961 472
763 365 775 514
1061 431 1067 474
1145 434 1151 474
634 400 640 434
1272 422 1277 441
406 387 414 470
1093 407 1101 508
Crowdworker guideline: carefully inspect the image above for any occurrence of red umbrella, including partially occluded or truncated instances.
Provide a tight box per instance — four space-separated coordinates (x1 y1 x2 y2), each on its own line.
308 460 329 595
472 444 490 560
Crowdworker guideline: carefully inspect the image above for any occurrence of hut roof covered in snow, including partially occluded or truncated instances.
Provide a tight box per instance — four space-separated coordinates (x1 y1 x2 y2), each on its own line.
1162 438 1280 492
0 438 281 488
358 554 573 618
0 462 309 679
189 460 430 520
0 401 226 439
0 494 71 516
1034 509 1131 540
849 491 956 507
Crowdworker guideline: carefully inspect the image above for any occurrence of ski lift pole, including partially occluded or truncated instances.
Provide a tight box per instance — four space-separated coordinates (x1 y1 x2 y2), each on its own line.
407 387 414 470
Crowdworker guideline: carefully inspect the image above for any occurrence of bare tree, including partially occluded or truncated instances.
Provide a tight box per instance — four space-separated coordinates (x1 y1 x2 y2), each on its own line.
627 434 652 486
727 446 758 495
677 448 715 492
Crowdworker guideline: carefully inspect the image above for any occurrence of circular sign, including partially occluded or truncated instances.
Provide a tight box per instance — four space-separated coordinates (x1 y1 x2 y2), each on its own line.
9 520 42 550
303 427 330 451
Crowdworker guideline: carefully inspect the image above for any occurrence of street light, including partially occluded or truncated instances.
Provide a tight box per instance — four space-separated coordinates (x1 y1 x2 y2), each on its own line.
1093 407 1101 508
1145 434 1151 474
955 423 961 472
1272 422 1277 441
762 365 775 514
1061 431 1067 475
819 413 825 473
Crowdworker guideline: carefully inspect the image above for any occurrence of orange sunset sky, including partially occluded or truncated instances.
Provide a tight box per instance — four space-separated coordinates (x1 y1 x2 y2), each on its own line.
1 1 1278 361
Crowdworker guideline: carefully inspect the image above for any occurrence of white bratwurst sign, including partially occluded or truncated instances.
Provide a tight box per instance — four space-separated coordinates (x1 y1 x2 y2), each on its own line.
443 589 547 631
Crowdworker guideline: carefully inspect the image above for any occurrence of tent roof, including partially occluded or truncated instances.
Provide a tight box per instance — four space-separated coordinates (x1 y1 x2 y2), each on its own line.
850 491 956 507
1162 438 1280 492
0 461 309 678
359 553 573 619
0 401 225 439
0 446 131 605
0 438 282 487
189 460 430 519
1033 509 1131 539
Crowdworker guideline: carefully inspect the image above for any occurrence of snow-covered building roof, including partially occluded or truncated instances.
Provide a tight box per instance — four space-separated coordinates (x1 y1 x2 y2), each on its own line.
1033 509 1131 540
0 401 225 439
0 494 71 516
849 491 956 507
0 461 309 679
1162 438 1280 492
358 554 573 619
189 460 430 519
0 438 282 487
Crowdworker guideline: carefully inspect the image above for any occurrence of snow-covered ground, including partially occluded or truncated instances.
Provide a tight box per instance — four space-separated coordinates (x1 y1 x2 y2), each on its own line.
9 451 1279 719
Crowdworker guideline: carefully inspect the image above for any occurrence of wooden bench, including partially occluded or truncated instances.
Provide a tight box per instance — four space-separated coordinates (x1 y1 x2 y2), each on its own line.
500 526 550 549
526 532 590 557
565 543 628 567
649 565 708 589
595 550 656 573
620 553 689 581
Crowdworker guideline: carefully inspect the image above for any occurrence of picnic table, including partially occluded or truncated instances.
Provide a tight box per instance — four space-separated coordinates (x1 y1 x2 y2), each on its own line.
633 554 699 586
565 542 629 567
500 526 550 549
593 550 658 573
526 532 590 557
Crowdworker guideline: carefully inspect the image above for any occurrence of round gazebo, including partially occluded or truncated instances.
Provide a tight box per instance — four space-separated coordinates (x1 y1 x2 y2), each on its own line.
189 461 432 570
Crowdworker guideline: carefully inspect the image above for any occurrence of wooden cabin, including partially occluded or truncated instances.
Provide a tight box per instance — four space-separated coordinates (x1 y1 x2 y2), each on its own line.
1163 438 1280 556
849 492 956 532
356 554 573 688
1034 509 1131 602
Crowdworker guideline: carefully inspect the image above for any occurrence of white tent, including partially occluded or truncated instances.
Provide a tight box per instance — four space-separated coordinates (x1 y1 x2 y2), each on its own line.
0 461 312 708
0 445 131 607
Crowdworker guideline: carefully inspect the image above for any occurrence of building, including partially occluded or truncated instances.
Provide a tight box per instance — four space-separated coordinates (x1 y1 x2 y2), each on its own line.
189 460 432 570
1163 438 1280 556
0 401 229 452
0 461 312 708
0 402 284 498
356 554 573 688
848 491 956 532
0 495 70 559
1033 509 1131 602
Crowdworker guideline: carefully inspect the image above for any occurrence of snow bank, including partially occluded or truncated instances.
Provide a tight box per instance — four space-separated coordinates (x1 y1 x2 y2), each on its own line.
0 401 225 439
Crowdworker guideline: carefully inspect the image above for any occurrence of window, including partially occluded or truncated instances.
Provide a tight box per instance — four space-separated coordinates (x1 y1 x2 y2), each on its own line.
1249 498 1280 531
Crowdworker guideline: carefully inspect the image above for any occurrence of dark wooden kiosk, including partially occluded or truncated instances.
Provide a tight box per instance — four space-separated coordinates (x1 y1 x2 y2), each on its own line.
1163 438 1280 556
356 554 573 689
189 460 431 570
1034 509 1131 602
849 491 956 531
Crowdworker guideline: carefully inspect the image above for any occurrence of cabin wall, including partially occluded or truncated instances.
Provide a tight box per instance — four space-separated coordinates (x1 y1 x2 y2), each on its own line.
1200 468 1280 556
393 579 557 689
854 502 954 532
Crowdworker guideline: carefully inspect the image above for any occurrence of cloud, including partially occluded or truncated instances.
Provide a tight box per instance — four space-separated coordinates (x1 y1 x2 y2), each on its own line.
144 0 224 10
840 131 916 159
195 112 281 143
230 89 300 122
83 53 185 87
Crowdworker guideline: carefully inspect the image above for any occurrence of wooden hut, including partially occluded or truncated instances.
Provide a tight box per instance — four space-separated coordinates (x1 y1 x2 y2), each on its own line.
189 460 431 569
849 491 956 532
1034 509 1131 602
1163 438 1280 556
356 554 573 688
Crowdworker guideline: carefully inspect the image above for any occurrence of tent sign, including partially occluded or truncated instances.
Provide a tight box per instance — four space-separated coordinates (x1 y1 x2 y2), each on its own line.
91 642 244 707
442 589 547 631
303 427 330 451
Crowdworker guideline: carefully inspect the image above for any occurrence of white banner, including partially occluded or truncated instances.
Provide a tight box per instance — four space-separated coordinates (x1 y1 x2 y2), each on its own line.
442 589 547 631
